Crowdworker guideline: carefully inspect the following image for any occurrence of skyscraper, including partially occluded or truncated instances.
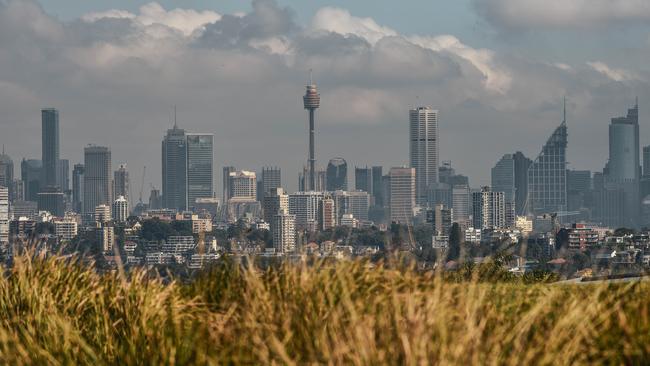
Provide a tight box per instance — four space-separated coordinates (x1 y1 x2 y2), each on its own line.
491 154 515 203
452 184 470 228
83 146 112 216
527 104 568 215
162 124 187 211
326 158 348 191
0 150 14 200
409 107 439 205
113 164 129 203
72 164 84 214
262 167 281 199
303 76 320 191
472 186 506 230
0 187 7 246
273 209 296 254
41 108 60 188
21 159 41 202
222 166 236 204
642 146 650 200
228 171 257 200
263 187 288 226
57 159 69 192
112 196 129 223
37 186 65 217
372 166 384 206
389 167 416 224
186 133 214 208
513 152 532 215
355 166 372 194
605 101 640 227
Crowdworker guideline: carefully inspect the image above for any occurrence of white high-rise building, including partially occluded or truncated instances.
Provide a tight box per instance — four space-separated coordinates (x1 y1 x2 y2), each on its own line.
112 196 129 223
95 204 111 224
472 186 506 230
273 209 296 254
289 191 325 229
409 107 439 205
0 187 8 245
389 167 416 224
228 171 257 200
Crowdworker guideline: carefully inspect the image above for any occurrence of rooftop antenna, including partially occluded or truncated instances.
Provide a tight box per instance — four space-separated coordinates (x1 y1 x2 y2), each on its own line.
173 105 177 129
563 96 567 124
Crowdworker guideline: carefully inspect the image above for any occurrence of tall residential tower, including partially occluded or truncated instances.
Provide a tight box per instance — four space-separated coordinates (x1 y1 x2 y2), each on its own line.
409 107 439 205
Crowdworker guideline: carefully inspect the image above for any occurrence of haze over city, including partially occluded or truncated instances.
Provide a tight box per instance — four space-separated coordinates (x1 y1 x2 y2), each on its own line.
1 0 649 192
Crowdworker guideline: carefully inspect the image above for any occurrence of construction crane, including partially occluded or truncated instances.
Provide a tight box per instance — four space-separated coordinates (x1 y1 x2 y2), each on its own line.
139 166 146 204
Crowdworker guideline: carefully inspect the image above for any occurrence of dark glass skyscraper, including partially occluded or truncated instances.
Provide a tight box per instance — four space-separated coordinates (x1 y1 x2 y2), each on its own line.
527 107 568 215
604 102 640 227
21 159 42 202
186 133 213 208
355 166 372 194
83 146 112 216
41 108 59 188
513 152 532 216
372 166 384 206
72 164 84 214
162 124 187 211
326 158 347 191
262 167 281 199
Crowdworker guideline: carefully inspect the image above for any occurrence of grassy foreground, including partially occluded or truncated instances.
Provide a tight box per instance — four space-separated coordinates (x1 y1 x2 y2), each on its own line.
0 254 649 365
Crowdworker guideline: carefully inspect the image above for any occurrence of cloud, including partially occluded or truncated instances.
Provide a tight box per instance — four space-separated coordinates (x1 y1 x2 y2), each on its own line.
475 0 650 29
0 0 647 192
587 61 639 82
82 2 221 36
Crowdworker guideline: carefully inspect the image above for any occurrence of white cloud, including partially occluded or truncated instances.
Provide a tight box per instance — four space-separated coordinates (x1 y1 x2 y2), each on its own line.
310 7 396 44
82 2 221 36
587 61 638 82
309 7 511 93
475 0 650 29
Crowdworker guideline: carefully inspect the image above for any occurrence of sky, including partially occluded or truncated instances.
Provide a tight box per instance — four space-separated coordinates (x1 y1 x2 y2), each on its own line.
1 0 650 196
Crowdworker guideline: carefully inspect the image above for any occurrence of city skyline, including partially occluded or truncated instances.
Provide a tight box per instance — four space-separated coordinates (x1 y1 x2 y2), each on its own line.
0 0 649 194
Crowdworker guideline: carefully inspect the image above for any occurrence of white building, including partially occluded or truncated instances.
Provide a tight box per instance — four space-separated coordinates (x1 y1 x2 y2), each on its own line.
0 186 8 245
95 204 111 224
112 196 129 223
289 191 325 229
409 107 439 204
98 226 115 252
472 187 506 230
273 209 296 254
162 236 196 254
54 219 78 241
465 228 482 244
340 213 359 228
515 216 533 235
228 170 257 200
389 167 416 224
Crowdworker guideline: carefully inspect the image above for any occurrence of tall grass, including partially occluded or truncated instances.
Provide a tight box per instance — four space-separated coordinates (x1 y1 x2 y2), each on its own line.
0 252 648 365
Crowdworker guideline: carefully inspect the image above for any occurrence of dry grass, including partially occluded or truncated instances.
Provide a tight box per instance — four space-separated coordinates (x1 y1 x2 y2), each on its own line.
0 253 648 365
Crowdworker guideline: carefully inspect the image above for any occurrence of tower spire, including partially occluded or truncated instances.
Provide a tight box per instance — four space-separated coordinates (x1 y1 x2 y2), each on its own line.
309 68 313 86
563 96 567 124
173 105 177 129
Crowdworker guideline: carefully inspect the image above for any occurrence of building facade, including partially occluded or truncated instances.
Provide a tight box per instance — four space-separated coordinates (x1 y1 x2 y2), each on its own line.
162 125 187 211
389 167 416 224
326 158 348 192
83 146 112 217
41 108 59 188
186 133 213 209
409 107 439 205
472 186 506 230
